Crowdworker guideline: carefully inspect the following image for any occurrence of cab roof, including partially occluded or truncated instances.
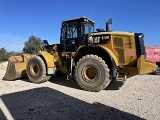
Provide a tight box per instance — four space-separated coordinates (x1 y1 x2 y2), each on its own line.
62 16 95 24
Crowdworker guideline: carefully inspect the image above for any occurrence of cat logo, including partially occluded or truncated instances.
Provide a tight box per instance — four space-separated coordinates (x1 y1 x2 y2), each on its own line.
94 37 100 43
93 35 110 43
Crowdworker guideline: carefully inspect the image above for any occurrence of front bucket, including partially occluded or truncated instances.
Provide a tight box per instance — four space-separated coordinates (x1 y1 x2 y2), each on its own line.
3 54 31 80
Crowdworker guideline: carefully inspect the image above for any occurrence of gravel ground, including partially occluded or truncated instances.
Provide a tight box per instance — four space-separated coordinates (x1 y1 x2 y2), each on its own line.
0 62 160 120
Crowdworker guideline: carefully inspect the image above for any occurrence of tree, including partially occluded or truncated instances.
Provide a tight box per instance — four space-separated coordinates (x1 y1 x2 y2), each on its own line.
0 47 7 61
23 35 44 54
0 47 15 61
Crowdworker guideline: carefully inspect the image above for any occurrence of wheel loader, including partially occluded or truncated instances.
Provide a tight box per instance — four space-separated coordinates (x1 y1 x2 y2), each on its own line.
3 16 158 92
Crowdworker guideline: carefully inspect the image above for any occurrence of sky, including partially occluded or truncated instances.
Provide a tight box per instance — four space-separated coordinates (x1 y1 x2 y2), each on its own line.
0 0 160 52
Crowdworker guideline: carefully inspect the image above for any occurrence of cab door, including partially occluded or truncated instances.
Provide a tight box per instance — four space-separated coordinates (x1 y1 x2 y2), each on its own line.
60 21 79 52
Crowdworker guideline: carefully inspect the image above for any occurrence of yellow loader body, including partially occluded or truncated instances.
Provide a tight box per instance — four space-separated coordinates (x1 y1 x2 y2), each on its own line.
2 16 159 92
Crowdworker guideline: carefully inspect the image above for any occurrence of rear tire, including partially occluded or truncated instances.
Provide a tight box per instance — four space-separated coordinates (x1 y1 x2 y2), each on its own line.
75 54 111 92
26 55 51 83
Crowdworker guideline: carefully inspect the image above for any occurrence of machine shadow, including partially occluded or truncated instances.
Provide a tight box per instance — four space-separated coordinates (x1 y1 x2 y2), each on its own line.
49 75 125 91
49 75 81 90
105 79 125 90
0 87 144 120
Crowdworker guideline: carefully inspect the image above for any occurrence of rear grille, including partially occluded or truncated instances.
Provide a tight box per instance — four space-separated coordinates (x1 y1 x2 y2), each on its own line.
113 37 125 64
114 48 125 64
113 37 123 47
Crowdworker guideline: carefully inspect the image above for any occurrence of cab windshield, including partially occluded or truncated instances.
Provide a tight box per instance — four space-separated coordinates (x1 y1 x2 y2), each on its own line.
84 23 94 34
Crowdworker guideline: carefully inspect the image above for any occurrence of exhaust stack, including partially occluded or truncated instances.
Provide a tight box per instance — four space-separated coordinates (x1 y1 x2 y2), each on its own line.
106 18 112 31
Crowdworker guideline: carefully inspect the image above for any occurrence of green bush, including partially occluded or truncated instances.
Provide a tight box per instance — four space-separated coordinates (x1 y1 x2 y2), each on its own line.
0 47 15 62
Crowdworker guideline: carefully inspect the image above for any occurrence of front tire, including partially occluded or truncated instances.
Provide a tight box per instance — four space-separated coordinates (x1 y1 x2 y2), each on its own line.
75 54 111 92
26 55 51 83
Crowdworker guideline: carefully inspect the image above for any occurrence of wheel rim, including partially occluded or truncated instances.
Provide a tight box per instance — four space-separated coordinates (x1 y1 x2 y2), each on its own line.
30 63 40 76
81 65 98 83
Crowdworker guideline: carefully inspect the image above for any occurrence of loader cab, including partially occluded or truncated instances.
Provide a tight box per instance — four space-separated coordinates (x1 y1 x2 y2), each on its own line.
60 16 95 52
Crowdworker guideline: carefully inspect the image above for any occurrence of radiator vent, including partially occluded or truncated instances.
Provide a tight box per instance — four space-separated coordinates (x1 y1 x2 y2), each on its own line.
113 37 123 47
114 48 125 64
113 37 125 64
